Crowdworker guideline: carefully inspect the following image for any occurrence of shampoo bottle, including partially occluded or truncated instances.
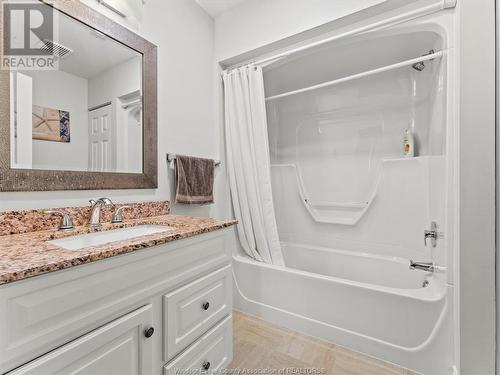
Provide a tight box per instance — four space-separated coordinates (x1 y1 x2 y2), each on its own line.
403 129 414 157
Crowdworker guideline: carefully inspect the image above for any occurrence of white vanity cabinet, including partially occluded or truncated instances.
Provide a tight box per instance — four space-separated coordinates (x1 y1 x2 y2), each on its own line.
7 304 154 375
0 229 233 375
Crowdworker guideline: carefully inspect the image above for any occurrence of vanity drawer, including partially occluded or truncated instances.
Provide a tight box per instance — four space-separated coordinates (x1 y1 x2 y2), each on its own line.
164 315 233 375
163 265 232 361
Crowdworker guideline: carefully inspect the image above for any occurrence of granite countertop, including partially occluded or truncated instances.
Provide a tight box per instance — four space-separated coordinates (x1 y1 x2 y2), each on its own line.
0 214 237 285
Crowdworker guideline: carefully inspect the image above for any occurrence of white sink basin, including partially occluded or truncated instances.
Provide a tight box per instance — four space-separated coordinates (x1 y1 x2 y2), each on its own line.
48 225 175 251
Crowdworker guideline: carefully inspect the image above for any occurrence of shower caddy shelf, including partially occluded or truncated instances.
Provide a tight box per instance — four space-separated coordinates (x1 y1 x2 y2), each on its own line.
271 163 378 225
304 200 368 209
271 156 438 225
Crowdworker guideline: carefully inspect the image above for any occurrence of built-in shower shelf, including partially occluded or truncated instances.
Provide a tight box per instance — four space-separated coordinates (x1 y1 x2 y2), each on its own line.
305 199 368 209
271 156 445 226
271 163 378 225
382 156 429 162
385 155 447 163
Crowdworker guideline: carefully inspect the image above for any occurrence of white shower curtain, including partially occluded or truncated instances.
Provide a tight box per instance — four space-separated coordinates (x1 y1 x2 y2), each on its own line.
223 65 284 266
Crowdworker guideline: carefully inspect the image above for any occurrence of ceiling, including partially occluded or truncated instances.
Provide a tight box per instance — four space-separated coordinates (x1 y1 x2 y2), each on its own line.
195 0 249 17
56 9 140 79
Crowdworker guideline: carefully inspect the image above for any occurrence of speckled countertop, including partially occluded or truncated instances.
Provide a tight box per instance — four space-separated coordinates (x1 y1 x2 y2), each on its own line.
0 214 237 285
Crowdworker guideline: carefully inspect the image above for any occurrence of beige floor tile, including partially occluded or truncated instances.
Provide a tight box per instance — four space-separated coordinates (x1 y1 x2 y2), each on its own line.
229 310 418 375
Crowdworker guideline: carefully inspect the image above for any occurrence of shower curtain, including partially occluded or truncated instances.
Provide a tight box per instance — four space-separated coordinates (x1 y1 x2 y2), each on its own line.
223 65 284 266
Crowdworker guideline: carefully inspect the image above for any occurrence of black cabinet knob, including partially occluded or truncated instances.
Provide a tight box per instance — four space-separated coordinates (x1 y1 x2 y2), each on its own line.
202 361 211 370
202 302 210 311
144 327 154 338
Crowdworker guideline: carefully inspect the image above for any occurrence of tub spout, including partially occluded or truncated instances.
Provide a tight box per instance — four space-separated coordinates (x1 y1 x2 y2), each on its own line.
409 260 435 273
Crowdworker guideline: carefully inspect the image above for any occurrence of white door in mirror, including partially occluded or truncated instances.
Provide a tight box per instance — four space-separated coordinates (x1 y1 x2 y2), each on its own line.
88 104 114 172
48 225 174 251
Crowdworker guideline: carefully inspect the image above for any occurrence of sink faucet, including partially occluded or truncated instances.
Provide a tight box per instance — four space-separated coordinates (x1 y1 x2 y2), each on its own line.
89 198 113 228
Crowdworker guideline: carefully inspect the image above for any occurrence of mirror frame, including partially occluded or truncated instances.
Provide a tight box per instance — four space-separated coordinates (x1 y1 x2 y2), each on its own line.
0 0 158 191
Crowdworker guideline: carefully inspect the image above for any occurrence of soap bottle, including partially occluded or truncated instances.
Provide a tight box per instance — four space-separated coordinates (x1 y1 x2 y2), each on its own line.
403 129 414 157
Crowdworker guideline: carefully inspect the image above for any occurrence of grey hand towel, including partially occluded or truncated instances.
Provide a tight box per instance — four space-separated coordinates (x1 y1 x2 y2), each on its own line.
175 155 214 205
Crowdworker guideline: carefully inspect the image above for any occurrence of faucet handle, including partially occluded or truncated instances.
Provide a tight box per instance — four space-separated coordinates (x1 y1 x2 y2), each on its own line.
98 198 114 205
112 206 131 224
424 221 444 247
90 198 113 206
45 210 74 230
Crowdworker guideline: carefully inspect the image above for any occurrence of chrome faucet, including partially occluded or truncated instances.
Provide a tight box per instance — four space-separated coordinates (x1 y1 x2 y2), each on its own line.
89 198 113 228
45 210 74 230
409 260 435 273
112 205 131 223
424 221 442 248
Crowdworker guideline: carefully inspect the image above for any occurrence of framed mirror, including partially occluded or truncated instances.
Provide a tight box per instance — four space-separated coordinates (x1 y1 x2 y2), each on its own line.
0 0 157 191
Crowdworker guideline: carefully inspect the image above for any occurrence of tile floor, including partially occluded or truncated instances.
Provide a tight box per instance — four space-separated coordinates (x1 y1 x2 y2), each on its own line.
228 310 419 375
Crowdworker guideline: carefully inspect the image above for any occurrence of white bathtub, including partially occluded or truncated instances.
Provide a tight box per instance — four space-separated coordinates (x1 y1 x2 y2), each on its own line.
283 243 434 291
233 242 454 375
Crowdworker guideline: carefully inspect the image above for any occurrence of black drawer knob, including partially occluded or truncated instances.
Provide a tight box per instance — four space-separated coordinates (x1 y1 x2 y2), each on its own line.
202 361 211 370
144 327 155 338
202 302 210 311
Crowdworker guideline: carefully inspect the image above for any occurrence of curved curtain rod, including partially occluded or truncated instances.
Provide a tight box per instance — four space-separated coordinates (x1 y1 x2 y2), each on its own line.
265 50 444 101
222 0 447 74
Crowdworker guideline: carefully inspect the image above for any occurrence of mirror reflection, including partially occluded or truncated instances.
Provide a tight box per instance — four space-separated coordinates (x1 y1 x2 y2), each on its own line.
10 5 143 173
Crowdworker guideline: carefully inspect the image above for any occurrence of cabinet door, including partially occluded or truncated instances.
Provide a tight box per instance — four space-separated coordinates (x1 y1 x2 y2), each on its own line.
8 305 153 375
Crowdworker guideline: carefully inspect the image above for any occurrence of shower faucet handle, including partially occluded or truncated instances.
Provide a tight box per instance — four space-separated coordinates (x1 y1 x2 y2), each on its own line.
424 221 443 248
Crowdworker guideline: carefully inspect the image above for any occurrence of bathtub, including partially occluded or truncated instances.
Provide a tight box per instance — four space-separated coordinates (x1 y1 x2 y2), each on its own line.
233 242 454 375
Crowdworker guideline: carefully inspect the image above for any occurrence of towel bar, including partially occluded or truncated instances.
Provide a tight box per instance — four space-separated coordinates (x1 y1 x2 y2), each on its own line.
166 153 221 166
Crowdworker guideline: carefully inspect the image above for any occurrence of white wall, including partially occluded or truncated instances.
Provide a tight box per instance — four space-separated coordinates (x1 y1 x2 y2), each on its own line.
26 69 89 171
0 0 230 221
88 57 141 109
458 0 496 374
214 0 386 61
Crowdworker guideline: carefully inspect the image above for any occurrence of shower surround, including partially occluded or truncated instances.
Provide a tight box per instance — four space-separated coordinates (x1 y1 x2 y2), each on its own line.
230 9 457 375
